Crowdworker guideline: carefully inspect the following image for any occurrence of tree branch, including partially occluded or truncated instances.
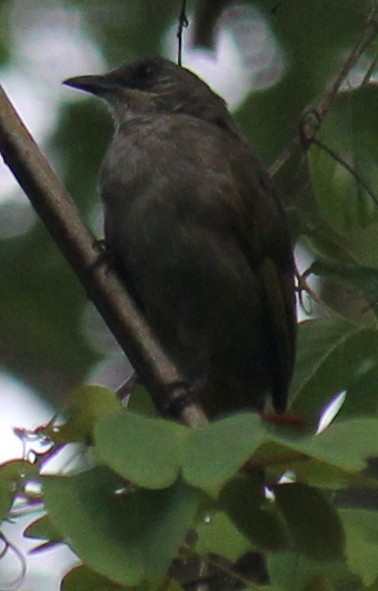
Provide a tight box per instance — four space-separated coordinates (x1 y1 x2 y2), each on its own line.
192 0 229 48
269 5 378 177
0 85 207 429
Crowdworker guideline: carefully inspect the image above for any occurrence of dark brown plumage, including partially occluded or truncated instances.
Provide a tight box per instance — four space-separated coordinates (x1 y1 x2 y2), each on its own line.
64 56 296 417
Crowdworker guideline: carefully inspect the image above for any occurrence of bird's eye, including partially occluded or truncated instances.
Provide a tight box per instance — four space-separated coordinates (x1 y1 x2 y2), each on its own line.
136 62 156 80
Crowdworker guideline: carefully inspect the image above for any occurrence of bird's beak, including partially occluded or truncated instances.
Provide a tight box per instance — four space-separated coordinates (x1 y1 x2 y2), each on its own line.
63 74 118 96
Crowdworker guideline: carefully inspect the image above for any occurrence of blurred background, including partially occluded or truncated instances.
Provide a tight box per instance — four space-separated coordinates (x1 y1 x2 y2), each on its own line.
0 0 374 587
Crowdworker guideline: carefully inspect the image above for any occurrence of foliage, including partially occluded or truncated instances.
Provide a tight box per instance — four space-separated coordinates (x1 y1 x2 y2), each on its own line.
1 0 378 590
2 367 378 589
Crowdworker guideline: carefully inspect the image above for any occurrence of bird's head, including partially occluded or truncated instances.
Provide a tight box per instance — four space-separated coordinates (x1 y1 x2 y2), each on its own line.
63 56 235 129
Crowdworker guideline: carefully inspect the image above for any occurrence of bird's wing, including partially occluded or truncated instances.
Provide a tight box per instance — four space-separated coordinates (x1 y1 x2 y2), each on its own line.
226 143 297 412
257 257 296 412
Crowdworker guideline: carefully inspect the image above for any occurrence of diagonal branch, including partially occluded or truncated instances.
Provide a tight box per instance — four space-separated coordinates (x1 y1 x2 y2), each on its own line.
0 85 207 429
269 5 378 177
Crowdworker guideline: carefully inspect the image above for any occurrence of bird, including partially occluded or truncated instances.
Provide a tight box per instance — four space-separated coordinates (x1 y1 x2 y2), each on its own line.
63 56 296 418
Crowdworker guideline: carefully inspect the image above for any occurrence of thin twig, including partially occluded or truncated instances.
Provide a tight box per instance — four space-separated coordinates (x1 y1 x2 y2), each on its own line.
297 267 354 322
0 533 27 590
269 5 378 176
311 136 378 208
269 137 300 177
361 49 378 85
318 4 378 117
0 85 207 429
177 0 189 67
298 107 378 208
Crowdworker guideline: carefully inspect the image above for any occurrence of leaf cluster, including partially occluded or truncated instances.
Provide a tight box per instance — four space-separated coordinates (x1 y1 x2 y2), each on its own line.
1 332 378 591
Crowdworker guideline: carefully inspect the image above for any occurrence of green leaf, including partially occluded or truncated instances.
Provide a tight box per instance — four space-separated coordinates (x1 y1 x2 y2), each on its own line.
338 364 378 419
195 510 251 561
62 565 127 590
309 261 378 309
303 212 358 265
183 413 264 491
308 86 378 237
340 508 378 585
274 483 345 561
268 552 358 591
128 385 157 416
0 459 37 481
290 319 378 425
302 418 378 473
0 460 37 522
24 514 62 546
367 580 378 591
243 416 378 496
220 474 289 552
96 411 265 492
95 411 187 489
254 417 378 487
0 477 10 523
301 574 334 591
55 385 121 443
62 565 184 591
43 466 200 586
250 437 378 490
